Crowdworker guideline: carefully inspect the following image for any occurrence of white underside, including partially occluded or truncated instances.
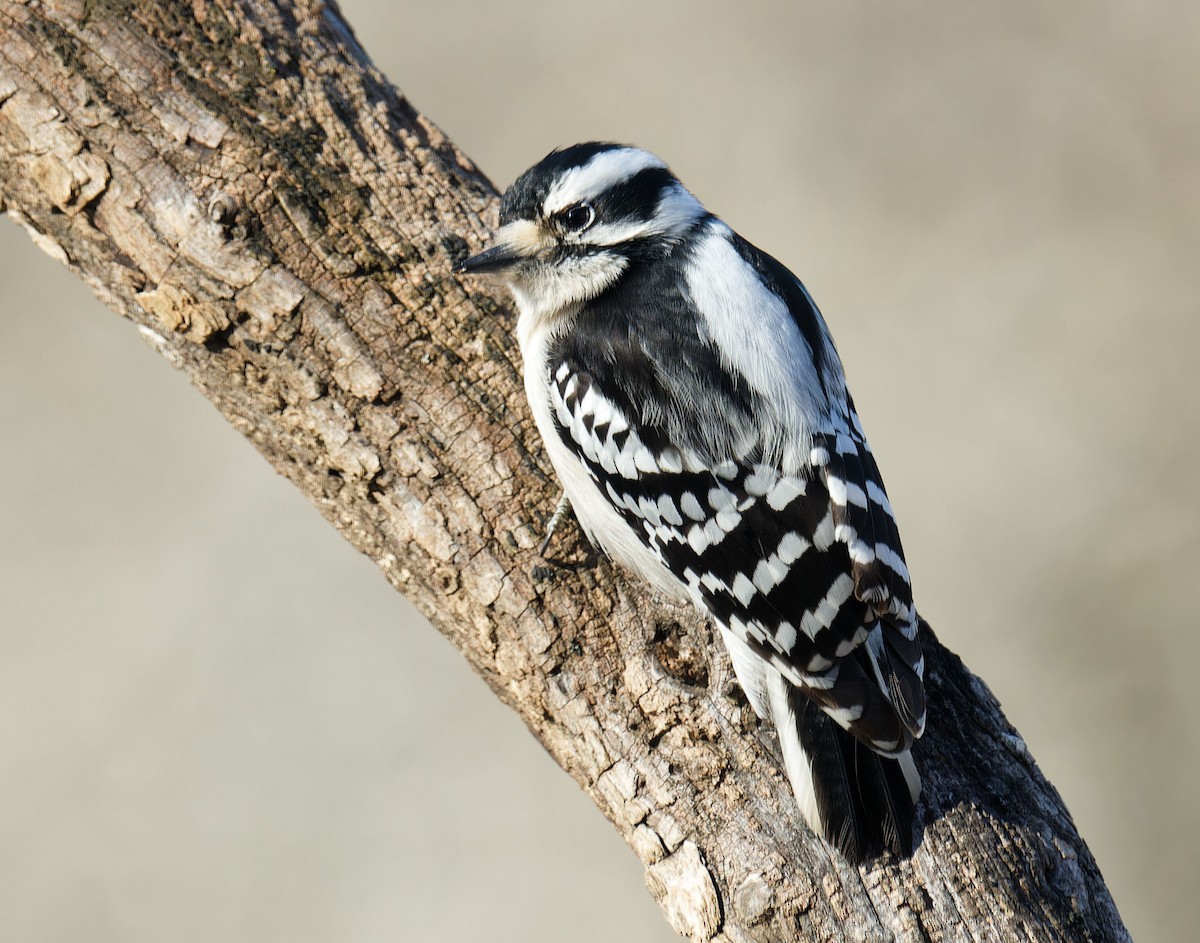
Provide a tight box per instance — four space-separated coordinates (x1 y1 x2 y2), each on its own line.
519 314 687 601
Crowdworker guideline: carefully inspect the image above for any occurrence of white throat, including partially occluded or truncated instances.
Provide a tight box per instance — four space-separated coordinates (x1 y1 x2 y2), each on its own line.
506 250 628 333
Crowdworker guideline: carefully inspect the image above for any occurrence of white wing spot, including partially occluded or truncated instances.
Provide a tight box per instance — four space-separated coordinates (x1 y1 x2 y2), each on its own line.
598 449 618 476
653 524 677 546
799 573 855 640
866 480 895 517
775 621 798 652
589 392 614 428
732 572 756 607
658 495 683 526
708 486 737 512
657 448 684 474
638 495 662 526
633 447 659 474
876 544 911 581
848 541 877 565
615 437 641 479
704 518 726 546
680 491 706 521
777 531 809 565
833 624 869 656
744 465 776 497
701 571 730 595
812 510 835 550
766 476 804 512
713 459 738 480
686 524 711 555
715 508 741 533
844 481 869 509
752 555 790 595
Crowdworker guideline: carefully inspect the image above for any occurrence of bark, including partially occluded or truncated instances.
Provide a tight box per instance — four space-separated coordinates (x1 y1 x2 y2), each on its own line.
0 3 1130 941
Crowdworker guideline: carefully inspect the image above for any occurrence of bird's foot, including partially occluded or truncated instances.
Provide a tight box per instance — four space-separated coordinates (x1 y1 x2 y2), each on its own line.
539 492 573 556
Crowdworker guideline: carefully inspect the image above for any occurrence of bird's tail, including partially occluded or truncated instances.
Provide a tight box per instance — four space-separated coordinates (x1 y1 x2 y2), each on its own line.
767 670 920 863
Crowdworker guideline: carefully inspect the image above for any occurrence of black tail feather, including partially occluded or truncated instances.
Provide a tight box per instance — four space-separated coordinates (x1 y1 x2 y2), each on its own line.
798 698 867 861
796 697 916 863
851 738 916 858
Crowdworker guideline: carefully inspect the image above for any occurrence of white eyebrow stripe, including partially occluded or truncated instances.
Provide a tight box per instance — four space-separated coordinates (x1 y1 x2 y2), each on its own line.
543 148 667 216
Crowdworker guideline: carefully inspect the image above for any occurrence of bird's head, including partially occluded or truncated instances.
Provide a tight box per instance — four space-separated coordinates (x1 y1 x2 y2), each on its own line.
456 142 706 320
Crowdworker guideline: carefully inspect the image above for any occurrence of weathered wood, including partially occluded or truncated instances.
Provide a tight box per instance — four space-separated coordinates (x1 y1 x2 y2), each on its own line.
0 2 1131 940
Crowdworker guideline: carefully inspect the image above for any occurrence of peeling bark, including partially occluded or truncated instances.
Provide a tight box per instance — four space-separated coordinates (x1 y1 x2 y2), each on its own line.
0 3 1131 941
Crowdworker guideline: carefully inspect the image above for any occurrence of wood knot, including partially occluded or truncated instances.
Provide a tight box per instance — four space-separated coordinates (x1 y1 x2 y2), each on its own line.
733 873 773 924
652 621 709 689
207 190 247 239
207 191 237 224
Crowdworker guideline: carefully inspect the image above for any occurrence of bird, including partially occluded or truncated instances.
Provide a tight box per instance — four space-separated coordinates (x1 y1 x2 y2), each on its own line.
456 142 925 862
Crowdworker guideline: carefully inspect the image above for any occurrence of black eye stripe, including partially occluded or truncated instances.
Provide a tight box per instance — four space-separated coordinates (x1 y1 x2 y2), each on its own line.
591 167 675 222
550 167 679 234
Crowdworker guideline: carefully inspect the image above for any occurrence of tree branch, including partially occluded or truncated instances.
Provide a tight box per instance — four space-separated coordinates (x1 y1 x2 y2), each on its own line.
0 2 1130 939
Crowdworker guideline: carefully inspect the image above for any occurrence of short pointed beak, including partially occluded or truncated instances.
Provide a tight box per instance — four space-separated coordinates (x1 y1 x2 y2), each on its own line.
455 220 542 276
454 241 522 276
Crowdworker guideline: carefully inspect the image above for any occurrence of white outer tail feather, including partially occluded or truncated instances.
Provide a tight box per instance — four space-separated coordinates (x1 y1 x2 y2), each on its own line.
766 668 826 837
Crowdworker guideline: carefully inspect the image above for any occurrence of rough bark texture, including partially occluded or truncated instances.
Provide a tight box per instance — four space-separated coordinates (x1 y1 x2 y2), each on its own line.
0 3 1131 941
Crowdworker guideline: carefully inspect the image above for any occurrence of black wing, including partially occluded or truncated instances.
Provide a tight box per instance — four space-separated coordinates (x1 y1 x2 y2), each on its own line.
548 360 925 755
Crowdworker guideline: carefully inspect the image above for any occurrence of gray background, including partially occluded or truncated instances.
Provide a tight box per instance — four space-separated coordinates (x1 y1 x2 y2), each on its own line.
2 2 1196 941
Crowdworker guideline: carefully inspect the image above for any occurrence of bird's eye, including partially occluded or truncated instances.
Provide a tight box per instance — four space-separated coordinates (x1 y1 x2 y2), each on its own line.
558 202 596 233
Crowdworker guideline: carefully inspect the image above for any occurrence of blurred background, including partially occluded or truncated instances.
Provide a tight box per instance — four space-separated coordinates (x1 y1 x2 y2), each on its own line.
2 2 1196 940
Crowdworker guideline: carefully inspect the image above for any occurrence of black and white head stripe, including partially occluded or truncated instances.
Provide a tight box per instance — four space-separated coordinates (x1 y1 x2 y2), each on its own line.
541 146 668 217
499 143 705 246
460 142 927 861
